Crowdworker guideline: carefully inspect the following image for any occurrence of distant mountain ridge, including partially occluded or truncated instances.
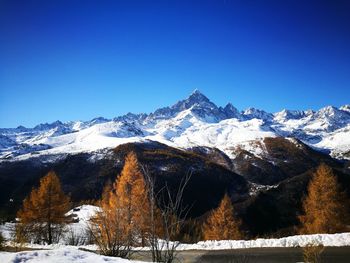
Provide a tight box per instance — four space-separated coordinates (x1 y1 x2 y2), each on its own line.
1 90 350 160
1 91 350 236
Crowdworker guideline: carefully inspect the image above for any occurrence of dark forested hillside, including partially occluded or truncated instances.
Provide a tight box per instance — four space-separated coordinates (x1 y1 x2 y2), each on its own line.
0 138 349 237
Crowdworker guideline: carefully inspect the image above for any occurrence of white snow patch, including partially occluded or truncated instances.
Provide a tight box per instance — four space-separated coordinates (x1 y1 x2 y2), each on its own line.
65 205 100 223
0 247 146 263
176 233 350 250
248 182 278 196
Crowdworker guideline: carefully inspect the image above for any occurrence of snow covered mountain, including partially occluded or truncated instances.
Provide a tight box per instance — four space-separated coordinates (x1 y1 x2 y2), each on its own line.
1 90 350 161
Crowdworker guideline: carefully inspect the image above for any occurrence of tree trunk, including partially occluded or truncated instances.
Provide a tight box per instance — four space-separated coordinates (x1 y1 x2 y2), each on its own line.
48 222 52 244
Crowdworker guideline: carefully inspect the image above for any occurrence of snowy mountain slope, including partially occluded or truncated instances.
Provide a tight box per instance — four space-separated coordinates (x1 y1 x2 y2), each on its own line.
1 91 349 161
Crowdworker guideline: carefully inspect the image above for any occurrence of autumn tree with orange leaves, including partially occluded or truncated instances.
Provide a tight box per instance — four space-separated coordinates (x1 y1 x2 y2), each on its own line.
89 181 132 257
89 152 156 257
299 164 349 234
203 193 242 240
16 171 71 244
115 151 152 246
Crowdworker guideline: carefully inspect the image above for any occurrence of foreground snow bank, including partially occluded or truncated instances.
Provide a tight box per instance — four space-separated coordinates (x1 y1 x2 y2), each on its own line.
0 247 146 263
177 233 350 250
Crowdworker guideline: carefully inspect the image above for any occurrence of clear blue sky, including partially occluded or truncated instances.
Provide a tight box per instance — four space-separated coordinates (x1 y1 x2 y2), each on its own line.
1 0 350 128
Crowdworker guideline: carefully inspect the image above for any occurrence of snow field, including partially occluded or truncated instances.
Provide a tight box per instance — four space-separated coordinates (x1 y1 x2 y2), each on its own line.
0 247 146 263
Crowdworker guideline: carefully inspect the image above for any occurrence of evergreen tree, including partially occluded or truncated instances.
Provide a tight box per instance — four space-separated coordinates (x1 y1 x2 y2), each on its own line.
17 171 71 244
203 193 242 240
299 164 349 234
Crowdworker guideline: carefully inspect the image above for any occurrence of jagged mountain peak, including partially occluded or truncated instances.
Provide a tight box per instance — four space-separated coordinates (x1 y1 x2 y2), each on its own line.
187 89 210 101
318 105 338 114
16 125 27 131
114 112 147 123
224 102 235 109
33 120 65 130
243 107 273 121
274 109 308 121
223 103 241 119
148 90 220 121
340 104 350 113
173 90 215 110
88 117 110 126
316 105 350 120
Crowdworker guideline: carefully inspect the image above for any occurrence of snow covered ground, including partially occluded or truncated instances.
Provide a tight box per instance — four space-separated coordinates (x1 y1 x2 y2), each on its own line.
177 232 350 250
1 205 350 262
1 215 350 262
0 247 146 263
0 233 349 263
2 226 350 251
2 205 349 250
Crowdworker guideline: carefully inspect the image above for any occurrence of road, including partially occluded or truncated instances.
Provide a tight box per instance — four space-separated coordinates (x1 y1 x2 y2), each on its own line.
132 247 350 263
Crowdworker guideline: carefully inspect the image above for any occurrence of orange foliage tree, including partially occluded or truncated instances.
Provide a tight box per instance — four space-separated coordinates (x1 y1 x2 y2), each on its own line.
89 152 156 257
299 163 349 234
89 182 131 257
115 151 152 245
17 171 71 244
203 193 242 240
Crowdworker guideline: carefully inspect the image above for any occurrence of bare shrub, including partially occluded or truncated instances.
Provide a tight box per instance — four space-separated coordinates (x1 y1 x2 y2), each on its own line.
302 243 324 263
144 166 192 263
88 204 132 258
10 223 28 251
66 227 87 246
